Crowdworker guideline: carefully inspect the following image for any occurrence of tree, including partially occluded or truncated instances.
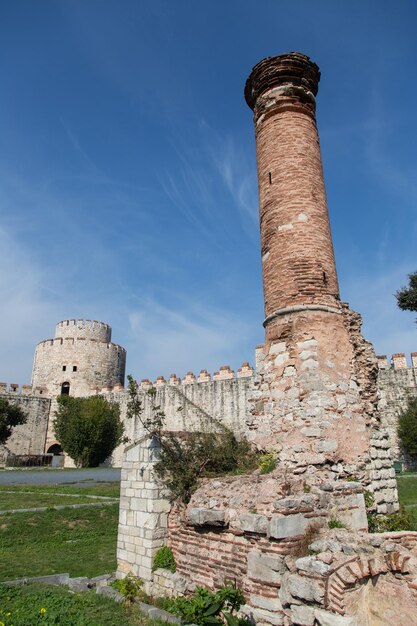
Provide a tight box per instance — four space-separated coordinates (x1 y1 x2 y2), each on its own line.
0 397 27 445
398 398 417 457
396 272 417 319
53 395 124 467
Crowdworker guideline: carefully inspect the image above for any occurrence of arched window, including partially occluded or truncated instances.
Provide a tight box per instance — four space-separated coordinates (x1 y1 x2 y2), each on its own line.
47 443 63 455
61 382 70 395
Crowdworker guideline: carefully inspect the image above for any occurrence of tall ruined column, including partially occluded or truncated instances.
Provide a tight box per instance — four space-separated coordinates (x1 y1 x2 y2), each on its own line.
245 54 398 508
245 53 340 342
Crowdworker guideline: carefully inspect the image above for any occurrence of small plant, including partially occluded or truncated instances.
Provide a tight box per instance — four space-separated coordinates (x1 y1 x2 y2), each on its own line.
363 489 374 509
303 484 311 493
328 517 346 529
112 573 144 603
152 546 176 573
165 583 250 626
259 452 276 475
367 508 413 533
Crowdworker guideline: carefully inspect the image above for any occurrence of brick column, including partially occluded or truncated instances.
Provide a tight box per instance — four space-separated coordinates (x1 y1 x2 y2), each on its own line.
244 54 398 507
245 53 340 343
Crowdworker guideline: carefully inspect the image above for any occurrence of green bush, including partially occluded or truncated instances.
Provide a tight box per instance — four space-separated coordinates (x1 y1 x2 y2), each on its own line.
112 573 144 603
398 399 417 457
165 584 249 626
152 546 176 573
259 452 276 474
53 395 124 467
368 508 413 533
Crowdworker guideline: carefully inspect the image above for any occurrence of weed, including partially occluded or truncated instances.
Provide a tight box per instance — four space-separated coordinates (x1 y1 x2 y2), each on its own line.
328 517 346 529
152 546 176 573
367 507 413 532
259 452 276 475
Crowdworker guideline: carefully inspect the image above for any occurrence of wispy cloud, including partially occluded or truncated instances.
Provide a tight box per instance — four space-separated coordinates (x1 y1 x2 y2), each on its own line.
126 295 257 380
161 120 258 244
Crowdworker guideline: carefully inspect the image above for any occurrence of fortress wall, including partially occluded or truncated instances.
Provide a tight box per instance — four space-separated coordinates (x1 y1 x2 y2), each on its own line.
0 387 50 456
105 371 254 467
377 353 417 465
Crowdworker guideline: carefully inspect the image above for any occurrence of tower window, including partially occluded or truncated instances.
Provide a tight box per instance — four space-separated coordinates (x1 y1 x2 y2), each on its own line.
73 366 77 372
62 366 66 372
268 172 272 184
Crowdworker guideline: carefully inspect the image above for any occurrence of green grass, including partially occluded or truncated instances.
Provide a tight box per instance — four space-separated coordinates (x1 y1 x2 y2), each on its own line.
0 583 164 626
0 482 120 498
396 475 417 505
0 504 119 581
0 493 116 511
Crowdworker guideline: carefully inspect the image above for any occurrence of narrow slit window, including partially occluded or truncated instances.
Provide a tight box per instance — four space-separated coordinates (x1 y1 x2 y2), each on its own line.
73 366 77 372
268 172 272 184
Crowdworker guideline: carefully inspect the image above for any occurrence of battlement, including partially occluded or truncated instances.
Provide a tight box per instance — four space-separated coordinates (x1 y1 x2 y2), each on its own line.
377 353 417 370
0 383 48 397
101 363 255 394
55 319 112 342
35 337 126 354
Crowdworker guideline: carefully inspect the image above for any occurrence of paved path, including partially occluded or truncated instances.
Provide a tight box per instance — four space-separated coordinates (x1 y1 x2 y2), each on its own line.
0 468 121 486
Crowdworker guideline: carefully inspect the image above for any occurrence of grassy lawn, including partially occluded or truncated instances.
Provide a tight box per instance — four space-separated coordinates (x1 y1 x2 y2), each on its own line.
0 492 116 511
0 482 120 498
396 475 417 505
0 502 119 581
0 583 162 626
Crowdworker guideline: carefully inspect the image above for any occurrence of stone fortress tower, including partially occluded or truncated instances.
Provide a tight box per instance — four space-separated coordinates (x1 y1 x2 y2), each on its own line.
245 53 398 510
32 319 126 397
31 319 126 452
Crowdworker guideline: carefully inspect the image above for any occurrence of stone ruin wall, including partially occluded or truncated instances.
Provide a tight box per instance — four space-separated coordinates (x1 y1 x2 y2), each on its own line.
117 436 417 626
377 352 417 467
2 349 415 469
0 383 50 457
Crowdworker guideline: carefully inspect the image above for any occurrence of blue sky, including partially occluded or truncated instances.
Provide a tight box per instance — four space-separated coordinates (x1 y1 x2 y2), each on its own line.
1 0 416 384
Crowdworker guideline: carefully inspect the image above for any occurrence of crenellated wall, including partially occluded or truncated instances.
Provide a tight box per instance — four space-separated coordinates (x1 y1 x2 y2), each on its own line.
104 363 255 467
377 352 417 466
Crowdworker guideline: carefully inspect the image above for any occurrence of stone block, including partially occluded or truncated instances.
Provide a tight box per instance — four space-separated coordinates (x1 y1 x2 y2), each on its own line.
147 499 171 513
250 594 282 612
147 608 181 624
290 603 315 626
314 609 356 626
247 551 286 583
287 574 324 603
96 586 124 602
187 508 226 527
295 557 331 576
269 514 308 539
240 513 268 534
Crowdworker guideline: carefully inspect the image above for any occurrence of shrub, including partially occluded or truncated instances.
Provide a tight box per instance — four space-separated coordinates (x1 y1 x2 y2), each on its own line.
0 398 27 445
152 546 176 572
367 508 413 533
165 583 249 626
111 573 143 603
398 399 417 457
53 395 123 467
259 452 276 474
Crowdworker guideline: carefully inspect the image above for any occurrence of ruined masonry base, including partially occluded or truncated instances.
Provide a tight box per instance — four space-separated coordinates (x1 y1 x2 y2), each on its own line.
117 437 417 626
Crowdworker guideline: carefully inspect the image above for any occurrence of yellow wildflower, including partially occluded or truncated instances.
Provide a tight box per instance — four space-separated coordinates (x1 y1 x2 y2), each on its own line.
40 608 47 614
